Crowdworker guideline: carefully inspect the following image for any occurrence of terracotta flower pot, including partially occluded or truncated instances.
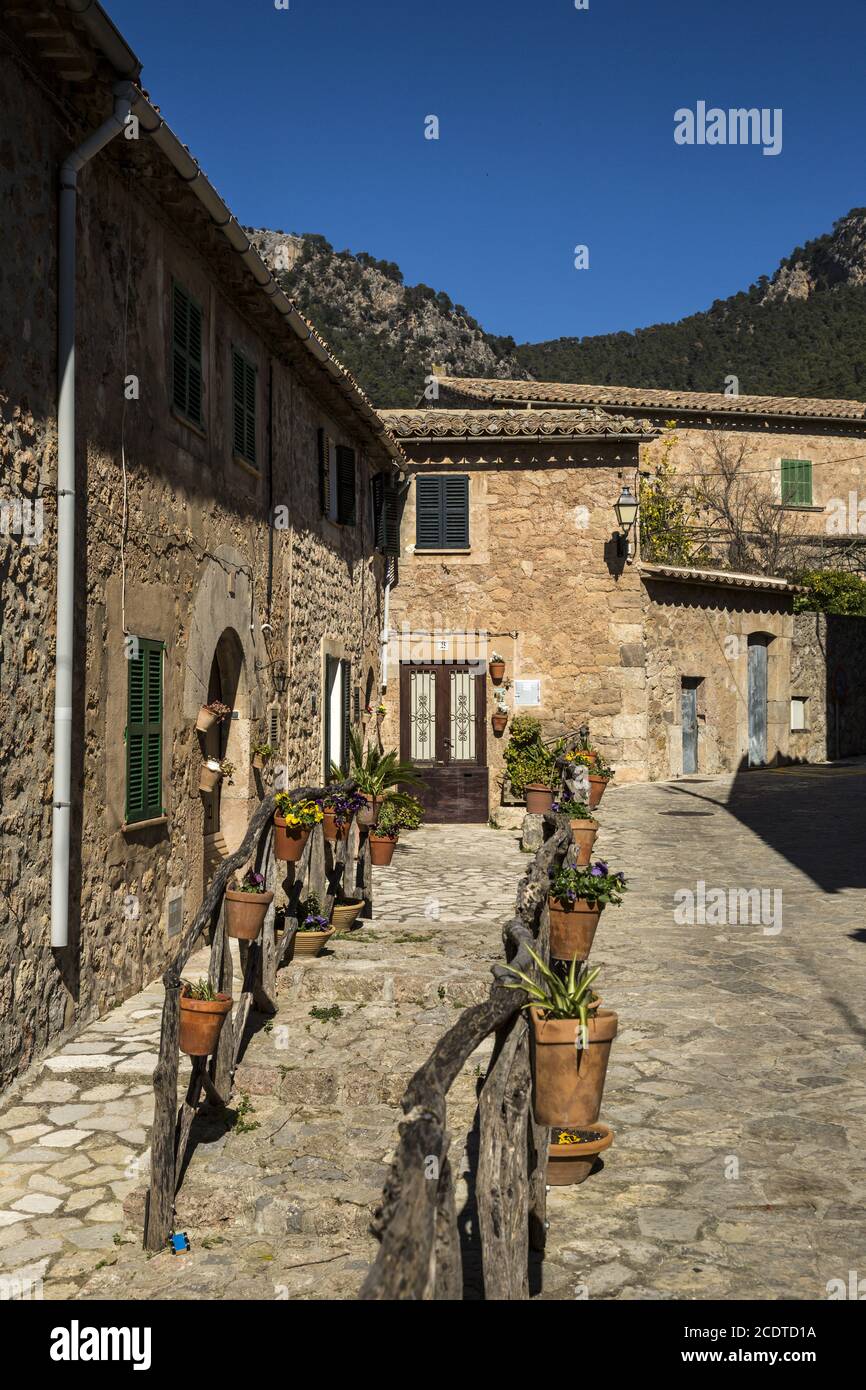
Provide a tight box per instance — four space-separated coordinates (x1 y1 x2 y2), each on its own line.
529 1006 618 1127
195 705 219 734
199 762 222 793
525 784 554 815
489 659 505 682
548 1123 613 1186
357 794 379 828
548 895 602 962
291 926 336 957
179 991 233 1057
369 834 397 865
588 775 610 810
225 888 273 941
491 713 508 735
323 808 350 842
273 818 310 862
569 817 599 866
331 900 365 931
252 753 265 771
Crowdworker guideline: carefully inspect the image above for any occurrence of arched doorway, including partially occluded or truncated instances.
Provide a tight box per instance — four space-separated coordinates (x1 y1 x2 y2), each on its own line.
202 628 250 870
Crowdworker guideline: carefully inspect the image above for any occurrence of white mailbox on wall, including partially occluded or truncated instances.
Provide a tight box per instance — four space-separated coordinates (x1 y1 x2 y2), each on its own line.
513 679 541 708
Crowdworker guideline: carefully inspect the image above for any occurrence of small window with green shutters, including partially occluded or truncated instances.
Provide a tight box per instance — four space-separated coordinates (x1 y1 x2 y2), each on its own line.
126 638 164 825
171 281 203 427
781 459 812 507
231 347 257 467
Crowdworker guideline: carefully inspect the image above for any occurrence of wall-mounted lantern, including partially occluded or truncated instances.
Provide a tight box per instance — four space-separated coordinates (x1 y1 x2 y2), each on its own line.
272 659 288 696
613 484 639 562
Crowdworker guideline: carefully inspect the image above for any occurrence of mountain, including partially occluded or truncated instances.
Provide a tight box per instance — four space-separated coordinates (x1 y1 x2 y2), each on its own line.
247 229 527 406
249 209 866 406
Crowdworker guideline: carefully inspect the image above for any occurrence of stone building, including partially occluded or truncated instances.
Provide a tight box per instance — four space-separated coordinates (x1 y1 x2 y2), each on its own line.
377 405 804 820
0 4 402 1088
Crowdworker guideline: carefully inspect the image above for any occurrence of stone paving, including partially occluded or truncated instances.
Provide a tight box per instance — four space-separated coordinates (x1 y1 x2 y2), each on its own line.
2 766 865 1300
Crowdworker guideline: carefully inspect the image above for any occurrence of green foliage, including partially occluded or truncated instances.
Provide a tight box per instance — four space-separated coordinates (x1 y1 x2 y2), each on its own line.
376 792 424 835
505 949 600 1026
793 569 866 615
503 716 559 795
309 1005 343 1023
548 863 628 908
339 728 423 794
639 427 708 566
182 977 217 1001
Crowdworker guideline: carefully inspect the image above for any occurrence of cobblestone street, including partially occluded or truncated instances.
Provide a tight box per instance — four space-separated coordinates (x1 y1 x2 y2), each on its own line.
1 764 864 1300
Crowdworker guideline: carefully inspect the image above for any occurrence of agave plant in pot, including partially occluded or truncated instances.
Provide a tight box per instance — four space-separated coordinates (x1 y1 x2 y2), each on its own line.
225 868 273 940
273 794 322 862
179 977 233 1056
506 950 617 1127
547 861 627 963
338 730 423 827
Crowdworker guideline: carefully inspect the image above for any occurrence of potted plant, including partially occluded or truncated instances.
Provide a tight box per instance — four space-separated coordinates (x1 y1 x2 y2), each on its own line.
368 793 413 865
524 757 558 815
225 868 273 940
199 758 223 793
291 895 335 957
552 795 599 865
195 700 232 734
251 741 276 771
179 978 233 1056
506 950 617 1127
320 789 367 841
219 758 235 786
339 730 423 827
548 1123 614 1186
566 750 614 809
274 794 322 861
547 861 627 962
331 897 365 931
489 650 506 682
503 716 561 813
491 687 509 736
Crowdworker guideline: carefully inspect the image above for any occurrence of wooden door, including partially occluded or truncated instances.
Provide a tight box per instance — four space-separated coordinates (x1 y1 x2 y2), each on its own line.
400 663 488 822
681 679 699 774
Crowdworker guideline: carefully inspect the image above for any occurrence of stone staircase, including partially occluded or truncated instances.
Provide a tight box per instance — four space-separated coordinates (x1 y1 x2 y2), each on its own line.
79 917 505 1299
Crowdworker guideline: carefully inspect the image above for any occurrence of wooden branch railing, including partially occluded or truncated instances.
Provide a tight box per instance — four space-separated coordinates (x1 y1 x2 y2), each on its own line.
359 815 573 1300
143 777 371 1252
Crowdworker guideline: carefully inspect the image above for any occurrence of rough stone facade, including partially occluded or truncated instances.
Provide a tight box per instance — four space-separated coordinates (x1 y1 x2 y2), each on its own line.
0 26 395 1090
790 611 866 763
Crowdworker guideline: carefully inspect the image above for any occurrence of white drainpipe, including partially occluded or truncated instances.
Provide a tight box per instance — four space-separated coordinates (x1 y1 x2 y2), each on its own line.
380 572 392 694
52 83 134 949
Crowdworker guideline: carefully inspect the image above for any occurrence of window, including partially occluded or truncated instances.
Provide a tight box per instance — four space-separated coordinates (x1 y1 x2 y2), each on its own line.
318 430 356 524
781 459 812 507
415 475 469 550
171 282 203 426
231 348 257 466
126 638 164 824
324 655 351 774
791 696 808 731
372 473 401 554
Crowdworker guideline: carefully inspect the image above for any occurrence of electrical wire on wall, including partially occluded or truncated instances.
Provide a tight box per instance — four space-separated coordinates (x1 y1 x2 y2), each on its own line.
120 167 133 640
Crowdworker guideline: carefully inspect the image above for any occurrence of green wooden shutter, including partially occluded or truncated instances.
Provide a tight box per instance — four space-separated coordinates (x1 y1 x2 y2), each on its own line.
443 475 469 548
232 349 257 465
126 639 164 824
340 658 351 773
781 459 812 507
336 445 356 524
172 283 203 426
373 475 402 555
318 428 331 516
416 476 443 549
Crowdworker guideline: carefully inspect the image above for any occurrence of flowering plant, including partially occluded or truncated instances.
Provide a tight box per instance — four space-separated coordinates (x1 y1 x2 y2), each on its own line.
548 861 627 908
565 749 614 781
376 702 387 717
297 894 329 932
233 869 267 895
552 795 593 820
219 759 235 785
321 790 367 826
274 795 323 827
204 700 232 722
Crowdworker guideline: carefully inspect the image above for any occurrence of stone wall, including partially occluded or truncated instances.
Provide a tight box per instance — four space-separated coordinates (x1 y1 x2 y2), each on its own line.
642 578 794 779
790 611 866 763
382 441 648 815
0 44 389 1089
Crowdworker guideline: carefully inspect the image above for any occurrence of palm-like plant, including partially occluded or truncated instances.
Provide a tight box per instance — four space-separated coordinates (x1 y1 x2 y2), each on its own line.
504 948 599 1029
334 728 423 795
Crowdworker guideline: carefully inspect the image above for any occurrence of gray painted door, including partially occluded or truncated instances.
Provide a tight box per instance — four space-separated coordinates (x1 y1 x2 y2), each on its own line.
748 637 769 767
681 681 698 774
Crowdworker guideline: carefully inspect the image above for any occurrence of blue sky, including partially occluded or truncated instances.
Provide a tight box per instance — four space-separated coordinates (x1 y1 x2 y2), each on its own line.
106 0 866 344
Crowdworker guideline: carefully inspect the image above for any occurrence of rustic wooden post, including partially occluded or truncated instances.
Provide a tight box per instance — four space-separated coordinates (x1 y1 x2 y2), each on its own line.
476 1014 531 1299
433 1155 462 1300
143 973 181 1251
307 822 327 912
209 903 233 1102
